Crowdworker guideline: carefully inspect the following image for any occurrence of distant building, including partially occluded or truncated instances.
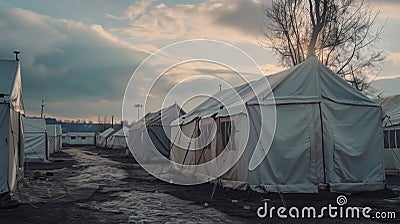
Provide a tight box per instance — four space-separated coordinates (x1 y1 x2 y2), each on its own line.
61 122 121 146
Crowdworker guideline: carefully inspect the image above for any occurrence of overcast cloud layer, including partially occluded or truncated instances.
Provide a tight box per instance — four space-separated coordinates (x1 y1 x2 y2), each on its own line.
0 0 399 121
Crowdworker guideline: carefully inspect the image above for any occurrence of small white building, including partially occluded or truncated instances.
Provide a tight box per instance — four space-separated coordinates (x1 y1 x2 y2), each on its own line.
63 132 95 146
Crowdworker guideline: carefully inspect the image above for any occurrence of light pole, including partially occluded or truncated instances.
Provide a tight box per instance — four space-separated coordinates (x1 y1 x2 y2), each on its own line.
134 104 143 120
40 100 45 118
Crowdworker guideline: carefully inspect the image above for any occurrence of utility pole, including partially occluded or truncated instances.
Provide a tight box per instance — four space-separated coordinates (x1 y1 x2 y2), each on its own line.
111 115 114 128
219 84 222 92
40 100 45 118
134 104 143 120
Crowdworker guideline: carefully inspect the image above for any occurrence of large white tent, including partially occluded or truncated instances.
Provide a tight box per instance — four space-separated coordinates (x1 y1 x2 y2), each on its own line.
170 57 385 193
382 104 400 172
128 104 185 161
0 60 24 195
24 117 49 163
96 127 114 148
107 127 129 149
47 124 62 154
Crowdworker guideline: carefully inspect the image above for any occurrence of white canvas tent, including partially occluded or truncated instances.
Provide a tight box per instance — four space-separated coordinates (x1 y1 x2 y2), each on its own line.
0 60 24 195
96 127 114 148
170 57 385 193
128 104 185 161
107 127 129 149
47 124 62 154
382 104 400 172
24 117 49 162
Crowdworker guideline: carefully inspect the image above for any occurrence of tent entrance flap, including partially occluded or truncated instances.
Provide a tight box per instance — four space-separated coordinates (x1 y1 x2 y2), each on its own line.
321 101 385 192
248 103 324 193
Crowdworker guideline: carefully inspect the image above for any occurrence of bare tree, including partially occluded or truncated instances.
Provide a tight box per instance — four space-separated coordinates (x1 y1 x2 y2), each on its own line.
97 114 110 131
261 0 385 90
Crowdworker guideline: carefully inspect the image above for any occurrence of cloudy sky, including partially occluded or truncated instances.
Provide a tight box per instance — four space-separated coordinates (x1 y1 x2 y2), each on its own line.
0 0 399 122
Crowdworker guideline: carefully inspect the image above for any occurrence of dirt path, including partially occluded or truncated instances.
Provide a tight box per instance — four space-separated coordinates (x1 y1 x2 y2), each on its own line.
0 147 245 223
1 147 399 223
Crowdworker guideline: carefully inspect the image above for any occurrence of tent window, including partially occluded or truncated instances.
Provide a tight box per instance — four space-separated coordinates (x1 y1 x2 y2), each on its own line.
389 130 396 148
81 136 86 140
384 130 389 148
200 121 214 150
71 136 76 140
220 120 234 150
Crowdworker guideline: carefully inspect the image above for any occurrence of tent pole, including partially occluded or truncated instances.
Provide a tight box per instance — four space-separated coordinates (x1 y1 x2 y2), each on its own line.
181 120 198 167
210 182 218 200
318 102 327 184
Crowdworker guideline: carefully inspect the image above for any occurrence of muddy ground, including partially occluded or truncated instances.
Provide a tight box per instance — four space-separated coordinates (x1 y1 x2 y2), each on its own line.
0 146 399 223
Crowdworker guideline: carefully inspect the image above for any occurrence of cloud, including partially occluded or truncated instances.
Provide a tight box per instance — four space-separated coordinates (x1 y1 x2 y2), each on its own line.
386 51 400 65
0 5 148 121
370 77 400 96
2 1 399 121
370 0 400 20
108 0 265 47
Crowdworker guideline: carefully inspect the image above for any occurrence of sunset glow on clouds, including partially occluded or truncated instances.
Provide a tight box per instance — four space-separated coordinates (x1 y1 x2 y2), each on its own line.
0 0 399 121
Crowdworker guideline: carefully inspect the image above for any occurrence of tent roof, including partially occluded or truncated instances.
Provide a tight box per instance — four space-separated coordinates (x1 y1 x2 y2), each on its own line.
62 123 106 133
179 57 378 124
45 118 61 124
98 127 114 137
130 104 185 130
24 117 46 133
384 104 400 127
145 103 185 125
112 126 129 137
0 60 24 113
67 132 95 136
375 94 400 112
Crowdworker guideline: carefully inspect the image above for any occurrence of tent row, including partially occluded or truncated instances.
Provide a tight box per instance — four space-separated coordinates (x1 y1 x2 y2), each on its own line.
127 104 185 161
128 57 385 193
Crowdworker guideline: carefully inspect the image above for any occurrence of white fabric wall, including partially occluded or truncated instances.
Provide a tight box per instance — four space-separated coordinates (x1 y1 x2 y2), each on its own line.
107 127 128 149
321 101 385 192
0 60 24 195
248 103 323 193
0 104 11 194
24 118 48 163
46 124 62 153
